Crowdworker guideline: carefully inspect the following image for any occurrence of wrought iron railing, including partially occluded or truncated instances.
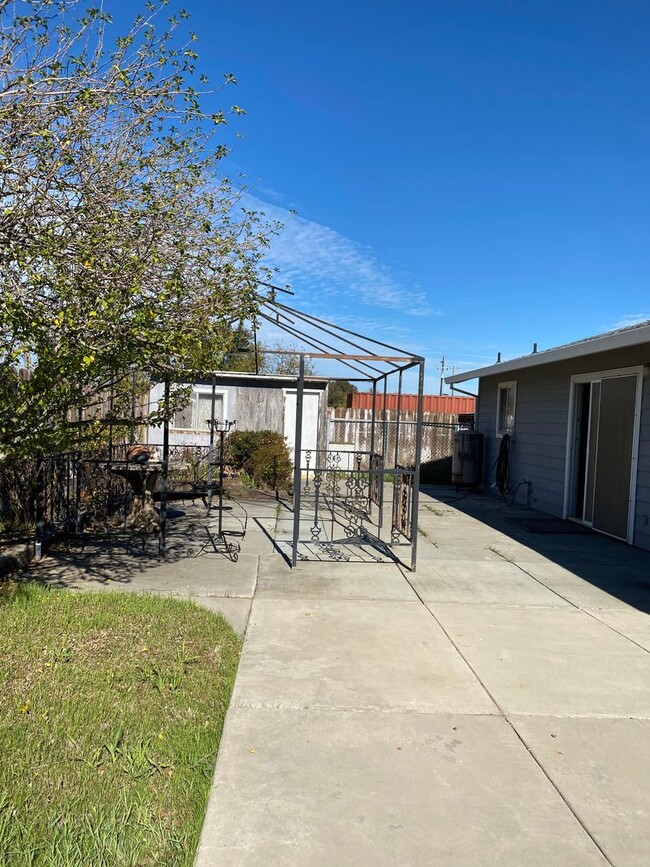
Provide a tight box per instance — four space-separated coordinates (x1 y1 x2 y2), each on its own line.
391 466 415 543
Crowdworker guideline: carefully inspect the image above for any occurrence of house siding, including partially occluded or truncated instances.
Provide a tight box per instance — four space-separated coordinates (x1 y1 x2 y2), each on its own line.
476 344 650 551
634 367 650 550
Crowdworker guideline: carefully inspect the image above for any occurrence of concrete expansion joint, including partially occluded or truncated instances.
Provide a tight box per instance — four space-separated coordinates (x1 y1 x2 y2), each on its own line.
507 717 616 866
231 702 503 717
424 601 573 609
396 565 619 866
509 560 650 655
506 711 650 721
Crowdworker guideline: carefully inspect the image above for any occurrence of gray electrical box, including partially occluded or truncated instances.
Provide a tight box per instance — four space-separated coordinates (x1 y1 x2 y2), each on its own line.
452 430 484 487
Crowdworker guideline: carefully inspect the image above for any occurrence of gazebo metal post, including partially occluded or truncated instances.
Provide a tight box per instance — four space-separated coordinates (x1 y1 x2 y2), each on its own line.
369 379 381 528
75 404 83 535
34 452 45 560
291 354 305 568
369 380 377 457
130 368 137 444
159 378 170 559
382 375 389 460
108 377 114 461
207 376 216 512
410 359 425 572
394 370 403 469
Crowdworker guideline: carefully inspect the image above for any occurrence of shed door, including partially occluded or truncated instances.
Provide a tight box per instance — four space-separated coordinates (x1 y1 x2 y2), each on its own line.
283 391 320 463
591 375 637 540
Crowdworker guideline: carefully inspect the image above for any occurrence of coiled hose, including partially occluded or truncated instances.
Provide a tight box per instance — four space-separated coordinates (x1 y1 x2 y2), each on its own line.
495 433 511 496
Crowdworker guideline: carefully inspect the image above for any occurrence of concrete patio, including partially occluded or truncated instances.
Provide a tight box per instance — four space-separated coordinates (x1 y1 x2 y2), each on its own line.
27 487 650 866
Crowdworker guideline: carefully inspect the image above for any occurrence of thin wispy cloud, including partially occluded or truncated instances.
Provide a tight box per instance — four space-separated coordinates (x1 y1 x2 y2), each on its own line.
254 186 286 204
610 313 650 330
309 312 415 346
256 308 417 358
244 194 437 317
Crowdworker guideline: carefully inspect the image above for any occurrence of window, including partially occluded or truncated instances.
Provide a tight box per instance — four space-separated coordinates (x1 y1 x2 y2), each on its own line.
496 381 516 436
173 392 224 431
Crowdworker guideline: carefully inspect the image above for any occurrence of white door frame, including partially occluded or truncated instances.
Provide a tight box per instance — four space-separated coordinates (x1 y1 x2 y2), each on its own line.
562 365 644 543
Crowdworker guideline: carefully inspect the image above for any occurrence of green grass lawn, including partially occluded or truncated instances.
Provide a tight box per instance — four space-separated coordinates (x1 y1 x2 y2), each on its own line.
0 584 241 866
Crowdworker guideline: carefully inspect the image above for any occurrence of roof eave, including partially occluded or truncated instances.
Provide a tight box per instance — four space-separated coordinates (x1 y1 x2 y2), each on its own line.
446 324 650 385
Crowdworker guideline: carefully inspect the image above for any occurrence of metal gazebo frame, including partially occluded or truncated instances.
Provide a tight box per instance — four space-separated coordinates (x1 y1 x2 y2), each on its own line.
33 289 426 571
251 293 426 571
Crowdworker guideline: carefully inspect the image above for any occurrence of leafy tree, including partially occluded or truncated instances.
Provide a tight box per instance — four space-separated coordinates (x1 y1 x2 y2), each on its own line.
267 345 315 376
0 0 277 457
220 326 263 373
328 380 358 409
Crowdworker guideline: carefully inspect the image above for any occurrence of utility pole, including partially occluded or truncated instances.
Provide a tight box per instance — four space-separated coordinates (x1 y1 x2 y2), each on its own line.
439 354 445 396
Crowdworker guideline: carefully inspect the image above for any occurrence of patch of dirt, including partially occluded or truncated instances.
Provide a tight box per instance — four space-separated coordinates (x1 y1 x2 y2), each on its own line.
222 478 291 504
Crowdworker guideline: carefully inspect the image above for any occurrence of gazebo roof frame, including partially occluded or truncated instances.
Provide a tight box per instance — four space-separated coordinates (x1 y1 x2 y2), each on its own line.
246 288 424 385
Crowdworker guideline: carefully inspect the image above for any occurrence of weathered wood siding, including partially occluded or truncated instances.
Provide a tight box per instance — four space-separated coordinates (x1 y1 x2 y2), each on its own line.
229 385 285 432
146 377 327 449
476 343 650 550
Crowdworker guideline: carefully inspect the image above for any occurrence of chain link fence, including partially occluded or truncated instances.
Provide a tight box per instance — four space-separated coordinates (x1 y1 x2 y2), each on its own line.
327 409 473 467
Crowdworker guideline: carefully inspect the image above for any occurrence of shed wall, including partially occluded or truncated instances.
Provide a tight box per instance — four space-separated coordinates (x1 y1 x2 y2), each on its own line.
229 385 285 432
476 343 650 550
145 379 326 449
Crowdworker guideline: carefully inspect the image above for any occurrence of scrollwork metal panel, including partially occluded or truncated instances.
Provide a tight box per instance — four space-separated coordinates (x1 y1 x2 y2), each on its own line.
391 467 414 543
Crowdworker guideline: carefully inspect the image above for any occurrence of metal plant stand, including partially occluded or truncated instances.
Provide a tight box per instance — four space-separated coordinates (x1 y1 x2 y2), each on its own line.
206 418 239 560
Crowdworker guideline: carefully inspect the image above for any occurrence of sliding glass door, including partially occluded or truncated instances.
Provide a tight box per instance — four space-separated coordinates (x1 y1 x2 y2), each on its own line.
569 372 640 541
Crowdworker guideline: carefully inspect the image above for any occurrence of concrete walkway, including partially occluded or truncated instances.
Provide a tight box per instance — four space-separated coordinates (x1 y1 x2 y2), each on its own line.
0 539 32 578
28 489 650 865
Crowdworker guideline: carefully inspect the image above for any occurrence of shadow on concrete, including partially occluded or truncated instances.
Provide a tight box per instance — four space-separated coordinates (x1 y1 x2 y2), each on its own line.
252 518 402 568
24 500 267 590
251 518 291 566
422 485 650 615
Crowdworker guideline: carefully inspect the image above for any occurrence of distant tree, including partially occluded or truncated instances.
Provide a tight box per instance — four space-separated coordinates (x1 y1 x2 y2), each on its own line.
0 0 277 457
328 380 358 409
268 345 314 376
221 327 264 373
221 328 314 376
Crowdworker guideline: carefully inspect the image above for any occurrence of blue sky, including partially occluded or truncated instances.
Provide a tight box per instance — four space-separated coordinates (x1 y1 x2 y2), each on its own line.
118 0 650 391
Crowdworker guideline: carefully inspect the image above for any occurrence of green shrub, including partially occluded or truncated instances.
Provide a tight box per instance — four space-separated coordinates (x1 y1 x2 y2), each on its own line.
250 441 293 490
226 431 260 472
226 430 292 491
